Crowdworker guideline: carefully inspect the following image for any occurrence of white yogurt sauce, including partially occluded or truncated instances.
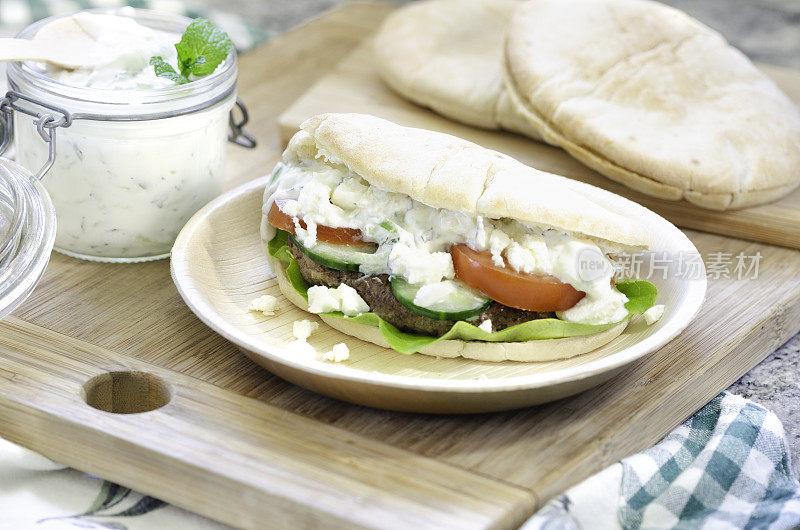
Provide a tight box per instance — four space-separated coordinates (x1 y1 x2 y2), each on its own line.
13 11 236 260
263 157 629 325
39 13 182 89
16 103 230 259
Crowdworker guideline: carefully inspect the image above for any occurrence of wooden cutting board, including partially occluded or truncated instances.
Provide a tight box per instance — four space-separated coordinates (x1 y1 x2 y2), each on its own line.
278 32 800 250
3 3 800 529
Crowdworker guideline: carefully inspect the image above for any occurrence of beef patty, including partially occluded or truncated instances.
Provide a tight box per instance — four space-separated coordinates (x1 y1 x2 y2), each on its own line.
288 240 554 337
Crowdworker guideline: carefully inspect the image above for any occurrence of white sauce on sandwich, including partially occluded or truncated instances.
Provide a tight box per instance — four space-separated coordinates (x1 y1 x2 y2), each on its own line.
264 158 629 325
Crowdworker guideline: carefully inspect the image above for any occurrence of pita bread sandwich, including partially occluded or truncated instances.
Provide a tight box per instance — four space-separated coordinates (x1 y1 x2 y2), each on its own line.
504 0 800 210
262 113 660 362
373 0 541 140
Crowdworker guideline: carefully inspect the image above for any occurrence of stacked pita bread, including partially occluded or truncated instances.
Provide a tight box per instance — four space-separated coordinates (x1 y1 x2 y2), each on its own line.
374 0 800 210
373 0 541 139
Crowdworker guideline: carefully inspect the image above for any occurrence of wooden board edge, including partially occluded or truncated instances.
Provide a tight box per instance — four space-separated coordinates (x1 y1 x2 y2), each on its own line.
0 317 536 530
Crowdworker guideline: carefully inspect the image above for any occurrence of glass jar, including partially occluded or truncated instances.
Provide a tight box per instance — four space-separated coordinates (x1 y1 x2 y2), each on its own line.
5 9 252 263
0 158 56 319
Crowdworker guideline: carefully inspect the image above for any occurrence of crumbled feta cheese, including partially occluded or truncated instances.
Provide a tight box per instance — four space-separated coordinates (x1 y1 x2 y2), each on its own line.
298 179 337 215
292 319 319 341
478 319 493 333
488 229 511 267
413 281 459 308
307 285 341 313
505 234 551 274
249 295 278 315
389 244 454 284
520 233 550 258
504 242 533 273
643 304 665 325
323 343 350 363
294 219 317 247
293 177 352 247
306 284 370 316
336 284 370 316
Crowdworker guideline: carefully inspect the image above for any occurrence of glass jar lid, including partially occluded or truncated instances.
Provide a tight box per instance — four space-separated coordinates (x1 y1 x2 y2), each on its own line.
0 157 56 319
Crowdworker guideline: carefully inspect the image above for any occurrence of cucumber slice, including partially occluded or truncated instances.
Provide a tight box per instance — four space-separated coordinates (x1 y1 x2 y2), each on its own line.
289 234 384 272
391 278 492 321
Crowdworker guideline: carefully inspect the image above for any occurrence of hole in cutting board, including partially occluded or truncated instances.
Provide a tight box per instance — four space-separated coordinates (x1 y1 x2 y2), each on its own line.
82 372 172 414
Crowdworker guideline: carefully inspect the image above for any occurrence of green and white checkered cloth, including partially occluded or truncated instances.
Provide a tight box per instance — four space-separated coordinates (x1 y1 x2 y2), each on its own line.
525 392 800 529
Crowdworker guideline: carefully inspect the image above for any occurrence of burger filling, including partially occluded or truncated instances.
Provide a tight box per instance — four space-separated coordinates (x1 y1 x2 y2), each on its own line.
264 156 633 337
288 238 554 335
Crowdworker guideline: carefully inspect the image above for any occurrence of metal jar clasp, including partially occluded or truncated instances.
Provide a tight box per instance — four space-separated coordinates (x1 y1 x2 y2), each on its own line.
229 98 257 148
0 90 71 180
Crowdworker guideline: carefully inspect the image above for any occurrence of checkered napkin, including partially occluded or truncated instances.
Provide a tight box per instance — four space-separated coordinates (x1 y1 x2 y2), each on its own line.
524 392 800 529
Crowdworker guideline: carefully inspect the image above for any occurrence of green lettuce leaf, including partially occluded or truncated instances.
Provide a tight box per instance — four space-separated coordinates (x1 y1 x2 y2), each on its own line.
615 280 657 314
268 230 657 355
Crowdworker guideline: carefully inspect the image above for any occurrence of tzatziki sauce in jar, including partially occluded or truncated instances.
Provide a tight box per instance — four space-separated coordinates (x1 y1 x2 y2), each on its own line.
6 9 245 262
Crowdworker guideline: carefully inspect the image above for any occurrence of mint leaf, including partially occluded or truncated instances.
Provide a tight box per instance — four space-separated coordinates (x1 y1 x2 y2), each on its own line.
175 18 233 78
268 230 658 355
149 56 189 84
148 19 232 85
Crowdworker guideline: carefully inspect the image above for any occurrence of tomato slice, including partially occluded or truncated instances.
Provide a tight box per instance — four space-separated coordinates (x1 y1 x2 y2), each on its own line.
451 244 585 312
267 199 371 246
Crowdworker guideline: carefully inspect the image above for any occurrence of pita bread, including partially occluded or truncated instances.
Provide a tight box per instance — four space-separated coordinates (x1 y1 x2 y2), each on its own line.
267 253 629 362
372 0 541 140
287 113 651 250
505 0 800 210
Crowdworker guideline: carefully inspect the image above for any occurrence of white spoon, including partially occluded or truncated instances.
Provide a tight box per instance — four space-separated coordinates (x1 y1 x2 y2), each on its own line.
0 15 114 70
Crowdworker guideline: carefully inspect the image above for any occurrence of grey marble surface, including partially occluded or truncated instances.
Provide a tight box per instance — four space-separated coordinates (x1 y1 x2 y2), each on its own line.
202 0 800 468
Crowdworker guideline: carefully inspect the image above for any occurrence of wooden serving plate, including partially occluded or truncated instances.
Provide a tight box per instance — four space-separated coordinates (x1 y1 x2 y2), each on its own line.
170 177 705 413
2 3 800 528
